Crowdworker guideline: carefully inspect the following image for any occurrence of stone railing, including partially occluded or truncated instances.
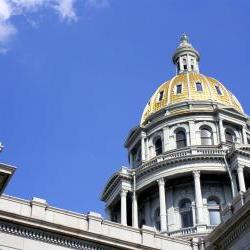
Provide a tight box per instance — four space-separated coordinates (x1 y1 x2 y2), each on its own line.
139 146 227 170
169 226 197 237
168 225 217 237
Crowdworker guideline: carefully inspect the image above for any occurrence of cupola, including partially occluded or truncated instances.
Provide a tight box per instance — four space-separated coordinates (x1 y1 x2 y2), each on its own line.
172 34 200 74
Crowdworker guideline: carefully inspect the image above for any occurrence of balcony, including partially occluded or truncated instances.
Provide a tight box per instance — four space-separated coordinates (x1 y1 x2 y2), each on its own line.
138 146 228 171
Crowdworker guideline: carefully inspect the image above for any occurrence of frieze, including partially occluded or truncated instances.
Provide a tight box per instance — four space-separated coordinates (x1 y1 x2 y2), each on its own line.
0 220 107 250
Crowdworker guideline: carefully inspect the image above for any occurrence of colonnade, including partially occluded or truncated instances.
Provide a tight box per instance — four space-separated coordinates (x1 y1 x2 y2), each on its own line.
119 167 247 231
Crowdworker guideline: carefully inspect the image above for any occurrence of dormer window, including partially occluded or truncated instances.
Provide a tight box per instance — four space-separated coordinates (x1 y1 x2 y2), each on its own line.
215 85 222 95
158 91 164 101
176 84 182 94
196 82 203 92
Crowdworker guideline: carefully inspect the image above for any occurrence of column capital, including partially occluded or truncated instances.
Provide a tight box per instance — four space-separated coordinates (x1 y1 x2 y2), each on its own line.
120 189 128 197
193 170 200 178
157 177 165 186
237 165 244 173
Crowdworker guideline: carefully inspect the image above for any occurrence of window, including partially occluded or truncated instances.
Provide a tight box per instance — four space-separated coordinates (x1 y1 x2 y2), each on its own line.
155 138 163 156
158 91 164 101
196 82 203 92
225 129 235 144
191 65 194 70
183 64 187 70
154 207 160 231
176 84 182 94
179 199 193 228
176 130 187 148
215 85 222 95
200 126 213 145
207 197 221 225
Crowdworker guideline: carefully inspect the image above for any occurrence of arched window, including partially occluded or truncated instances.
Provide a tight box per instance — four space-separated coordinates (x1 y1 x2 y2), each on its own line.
155 138 163 156
200 126 213 145
207 197 221 225
179 199 193 228
154 207 160 231
225 129 235 144
176 130 187 149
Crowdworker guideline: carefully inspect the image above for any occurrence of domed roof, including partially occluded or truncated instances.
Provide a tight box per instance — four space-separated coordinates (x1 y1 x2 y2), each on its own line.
141 72 243 125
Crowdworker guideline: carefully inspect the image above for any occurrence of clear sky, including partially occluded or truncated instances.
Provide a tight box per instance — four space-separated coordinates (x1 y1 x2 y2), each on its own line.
0 0 250 215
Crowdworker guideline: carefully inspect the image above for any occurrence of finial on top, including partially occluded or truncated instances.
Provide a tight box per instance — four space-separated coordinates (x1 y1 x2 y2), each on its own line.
180 33 189 44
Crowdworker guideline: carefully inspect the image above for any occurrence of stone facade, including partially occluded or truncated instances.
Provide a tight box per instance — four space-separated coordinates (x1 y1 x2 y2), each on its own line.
0 35 250 249
101 36 250 241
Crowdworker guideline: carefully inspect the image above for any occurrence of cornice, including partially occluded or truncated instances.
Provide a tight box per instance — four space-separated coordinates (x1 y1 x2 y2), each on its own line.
0 219 106 250
101 168 132 202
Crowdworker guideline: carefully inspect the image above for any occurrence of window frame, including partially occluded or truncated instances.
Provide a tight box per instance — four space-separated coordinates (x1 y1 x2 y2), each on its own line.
176 130 187 149
207 197 221 225
155 138 163 156
179 199 193 228
200 126 213 145
158 91 164 102
196 82 203 92
215 85 223 95
176 84 183 94
225 129 235 144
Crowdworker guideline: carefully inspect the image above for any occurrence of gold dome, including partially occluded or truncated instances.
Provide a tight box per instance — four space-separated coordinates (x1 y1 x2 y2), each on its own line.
141 72 243 125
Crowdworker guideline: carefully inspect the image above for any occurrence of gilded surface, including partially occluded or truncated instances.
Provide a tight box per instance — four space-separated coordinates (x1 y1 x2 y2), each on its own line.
141 72 243 124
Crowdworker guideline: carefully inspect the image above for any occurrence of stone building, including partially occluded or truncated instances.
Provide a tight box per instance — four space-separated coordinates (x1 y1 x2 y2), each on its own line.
0 35 250 250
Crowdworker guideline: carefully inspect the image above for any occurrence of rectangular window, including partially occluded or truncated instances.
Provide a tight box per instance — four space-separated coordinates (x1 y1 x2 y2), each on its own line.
176 84 182 94
196 82 203 92
158 91 164 101
183 64 187 70
215 85 222 95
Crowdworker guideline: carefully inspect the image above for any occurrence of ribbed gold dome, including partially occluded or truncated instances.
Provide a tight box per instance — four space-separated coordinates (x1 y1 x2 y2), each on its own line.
141 72 243 124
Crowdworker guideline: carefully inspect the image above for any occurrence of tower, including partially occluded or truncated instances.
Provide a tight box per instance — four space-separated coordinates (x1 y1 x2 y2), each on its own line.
101 35 250 240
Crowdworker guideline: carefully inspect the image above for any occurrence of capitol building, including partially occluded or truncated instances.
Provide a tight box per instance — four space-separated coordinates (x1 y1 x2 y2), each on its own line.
0 35 250 250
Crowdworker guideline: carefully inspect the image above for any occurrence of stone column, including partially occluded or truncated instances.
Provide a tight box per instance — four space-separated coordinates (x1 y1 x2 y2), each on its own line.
237 166 246 192
193 171 203 224
141 132 146 161
120 189 128 226
132 193 138 228
132 173 138 228
157 178 167 232
218 119 225 143
145 138 149 161
242 125 248 144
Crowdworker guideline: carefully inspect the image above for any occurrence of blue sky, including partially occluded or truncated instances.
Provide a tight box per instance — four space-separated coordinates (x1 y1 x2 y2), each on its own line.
0 0 250 214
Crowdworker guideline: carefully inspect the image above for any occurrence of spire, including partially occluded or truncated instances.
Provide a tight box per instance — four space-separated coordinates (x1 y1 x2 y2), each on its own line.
172 34 200 74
